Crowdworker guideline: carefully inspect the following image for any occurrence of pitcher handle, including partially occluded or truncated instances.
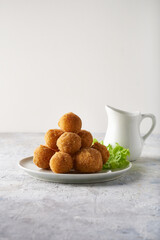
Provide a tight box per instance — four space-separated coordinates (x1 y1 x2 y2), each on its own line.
141 114 156 141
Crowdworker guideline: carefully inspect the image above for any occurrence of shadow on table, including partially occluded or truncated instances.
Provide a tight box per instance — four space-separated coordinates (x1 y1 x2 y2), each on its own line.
91 156 159 187
76 161 145 187
138 156 160 163
97 164 143 187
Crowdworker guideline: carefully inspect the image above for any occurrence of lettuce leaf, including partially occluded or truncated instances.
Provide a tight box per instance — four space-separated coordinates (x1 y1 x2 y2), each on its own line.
93 139 130 170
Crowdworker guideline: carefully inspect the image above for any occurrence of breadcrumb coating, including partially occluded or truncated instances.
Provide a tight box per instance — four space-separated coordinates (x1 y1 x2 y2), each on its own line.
74 148 103 173
57 132 81 155
50 152 73 173
33 145 55 169
78 130 93 148
58 112 82 133
92 142 110 164
45 129 64 151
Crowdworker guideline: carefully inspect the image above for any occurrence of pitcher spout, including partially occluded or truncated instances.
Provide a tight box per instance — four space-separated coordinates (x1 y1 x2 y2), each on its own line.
105 105 140 116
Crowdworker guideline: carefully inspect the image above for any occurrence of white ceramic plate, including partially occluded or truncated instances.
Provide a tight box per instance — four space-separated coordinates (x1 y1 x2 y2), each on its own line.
19 157 132 184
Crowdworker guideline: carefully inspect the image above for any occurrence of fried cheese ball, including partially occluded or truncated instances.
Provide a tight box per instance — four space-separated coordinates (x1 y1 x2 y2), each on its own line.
50 152 73 173
58 112 82 133
45 129 64 151
33 145 55 169
78 130 93 148
74 148 103 173
57 132 81 155
92 142 110 164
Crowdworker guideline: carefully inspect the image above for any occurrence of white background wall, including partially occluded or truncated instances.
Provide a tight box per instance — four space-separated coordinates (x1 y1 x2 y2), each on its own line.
0 0 160 134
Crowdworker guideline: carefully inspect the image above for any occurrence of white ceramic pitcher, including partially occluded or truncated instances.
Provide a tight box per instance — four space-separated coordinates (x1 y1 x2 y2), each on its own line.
104 105 156 161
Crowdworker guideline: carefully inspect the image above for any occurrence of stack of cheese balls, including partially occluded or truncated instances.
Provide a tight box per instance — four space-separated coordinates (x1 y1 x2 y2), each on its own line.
33 112 109 173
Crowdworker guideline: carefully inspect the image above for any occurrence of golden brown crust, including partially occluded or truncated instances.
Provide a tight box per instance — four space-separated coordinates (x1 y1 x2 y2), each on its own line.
74 148 103 173
57 132 81 155
58 112 82 133
78 130 93 148
50 152 73 173
33 145 55 169
92 142 110 164
45 129 64 151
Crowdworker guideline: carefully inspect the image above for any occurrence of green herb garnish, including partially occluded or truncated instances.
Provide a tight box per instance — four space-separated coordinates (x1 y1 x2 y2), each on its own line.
93 139 130 170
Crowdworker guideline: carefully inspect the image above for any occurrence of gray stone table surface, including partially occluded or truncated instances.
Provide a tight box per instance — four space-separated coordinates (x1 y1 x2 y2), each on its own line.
0 133 160 240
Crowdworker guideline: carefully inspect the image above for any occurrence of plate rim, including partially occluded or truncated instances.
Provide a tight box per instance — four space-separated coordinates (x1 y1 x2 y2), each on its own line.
18 156 132 177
